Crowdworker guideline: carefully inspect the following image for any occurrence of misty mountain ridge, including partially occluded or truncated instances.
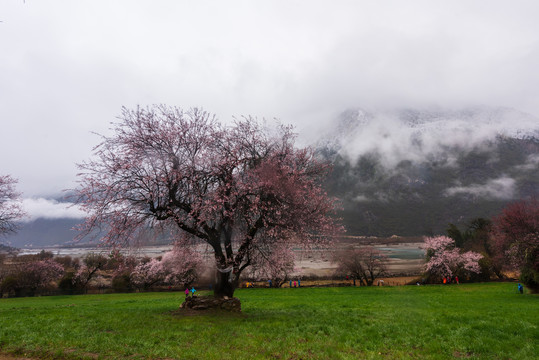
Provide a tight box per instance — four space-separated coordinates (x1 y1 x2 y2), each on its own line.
320 106 539 236
4 106 538 248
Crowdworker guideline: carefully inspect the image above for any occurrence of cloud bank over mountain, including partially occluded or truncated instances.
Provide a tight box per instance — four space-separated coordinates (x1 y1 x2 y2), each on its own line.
20 198 85 222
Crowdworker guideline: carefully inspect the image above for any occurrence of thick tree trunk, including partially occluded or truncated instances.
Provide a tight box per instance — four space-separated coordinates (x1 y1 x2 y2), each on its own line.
213 269 236 298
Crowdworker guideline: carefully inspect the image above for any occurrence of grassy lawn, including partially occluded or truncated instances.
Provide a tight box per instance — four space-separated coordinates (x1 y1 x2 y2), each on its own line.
0 283 537 359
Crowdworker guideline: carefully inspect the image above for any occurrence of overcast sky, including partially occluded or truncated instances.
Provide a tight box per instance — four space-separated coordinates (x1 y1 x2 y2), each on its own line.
2 1 539 218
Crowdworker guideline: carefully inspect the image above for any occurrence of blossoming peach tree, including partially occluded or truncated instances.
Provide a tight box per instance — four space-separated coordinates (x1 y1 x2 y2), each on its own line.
75 105 341 298
423 235 482 282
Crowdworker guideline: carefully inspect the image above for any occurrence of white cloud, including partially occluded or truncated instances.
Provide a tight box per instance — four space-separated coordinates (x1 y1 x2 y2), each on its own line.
444 176 516 200
20 198 86 222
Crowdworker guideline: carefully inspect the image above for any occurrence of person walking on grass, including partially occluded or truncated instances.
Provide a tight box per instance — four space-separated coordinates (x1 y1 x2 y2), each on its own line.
190 287 196 297
185 288 190 298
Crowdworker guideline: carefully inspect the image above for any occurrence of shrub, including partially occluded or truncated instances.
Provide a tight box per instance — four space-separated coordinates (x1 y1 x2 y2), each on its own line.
112 272 133 292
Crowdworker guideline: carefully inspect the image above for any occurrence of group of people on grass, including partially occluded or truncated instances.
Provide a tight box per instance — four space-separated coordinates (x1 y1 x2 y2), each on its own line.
442 276 459 284
289 280 300 288
184 287 196 297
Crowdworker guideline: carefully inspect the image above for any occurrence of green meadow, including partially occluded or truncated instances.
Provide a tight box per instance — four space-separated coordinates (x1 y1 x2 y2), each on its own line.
0 283 537 359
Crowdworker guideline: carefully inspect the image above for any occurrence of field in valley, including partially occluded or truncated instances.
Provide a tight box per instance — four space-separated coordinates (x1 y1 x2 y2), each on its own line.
0 283 536 359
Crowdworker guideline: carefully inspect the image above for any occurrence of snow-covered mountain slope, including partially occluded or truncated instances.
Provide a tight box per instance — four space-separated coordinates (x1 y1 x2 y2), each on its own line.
321 106 539 167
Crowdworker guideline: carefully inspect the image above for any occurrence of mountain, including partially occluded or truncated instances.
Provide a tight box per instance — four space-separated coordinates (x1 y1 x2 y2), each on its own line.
318 106 539 236
4 106 538 247
3 218 82 249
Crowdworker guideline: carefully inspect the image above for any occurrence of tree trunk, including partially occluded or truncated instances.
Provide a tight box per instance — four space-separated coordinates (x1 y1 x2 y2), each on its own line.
213 269 236 298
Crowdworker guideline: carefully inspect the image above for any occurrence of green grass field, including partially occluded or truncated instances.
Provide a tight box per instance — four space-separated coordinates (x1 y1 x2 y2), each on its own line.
0 283 537 359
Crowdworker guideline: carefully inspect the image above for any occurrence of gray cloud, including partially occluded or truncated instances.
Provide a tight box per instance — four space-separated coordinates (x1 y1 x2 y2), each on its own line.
1 1 539 197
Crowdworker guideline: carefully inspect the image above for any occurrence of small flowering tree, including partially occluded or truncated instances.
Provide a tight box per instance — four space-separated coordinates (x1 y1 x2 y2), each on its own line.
75 105 341 298
333 246 388 286
490 197 539 292
72 253 108 290
25 259 65 290
0 175 26 236
423 236 482 282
